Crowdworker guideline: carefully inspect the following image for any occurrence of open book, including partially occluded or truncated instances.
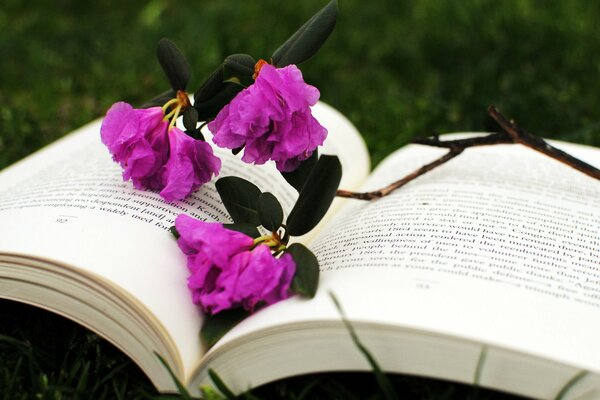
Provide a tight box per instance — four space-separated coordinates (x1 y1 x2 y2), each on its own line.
1 101 599 399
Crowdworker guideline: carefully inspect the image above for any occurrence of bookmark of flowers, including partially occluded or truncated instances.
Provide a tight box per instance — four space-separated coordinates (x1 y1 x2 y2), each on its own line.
100 1 340 347
180 0 340 348
173 154 340 348
100 0 600 349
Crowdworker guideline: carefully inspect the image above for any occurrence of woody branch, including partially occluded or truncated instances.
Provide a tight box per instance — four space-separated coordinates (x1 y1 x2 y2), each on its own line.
335 106 600 201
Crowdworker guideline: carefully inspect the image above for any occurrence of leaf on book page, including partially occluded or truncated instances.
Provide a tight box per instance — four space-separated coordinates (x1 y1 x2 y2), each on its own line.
183 107 199 131
287 243 319 298
223 53 256 87
157 38 191 91
216 177 262 225
271 0 338 67
223 222 261 238
201 308 251 349
280 150 318 192
286 155 342 236
231 145 244 156
185 128 205 142
169 226 180 240
257 192 284 232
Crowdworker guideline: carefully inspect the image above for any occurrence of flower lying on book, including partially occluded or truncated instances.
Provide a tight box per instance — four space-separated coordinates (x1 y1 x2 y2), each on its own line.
175 215 296 315
209 61 327 172
100 0 338 202
173 165 340 347
100 99 221 202
101 0 342 347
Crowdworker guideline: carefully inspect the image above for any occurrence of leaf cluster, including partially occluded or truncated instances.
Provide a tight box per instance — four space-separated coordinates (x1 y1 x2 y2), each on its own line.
149 0 337 130
203 153 341 349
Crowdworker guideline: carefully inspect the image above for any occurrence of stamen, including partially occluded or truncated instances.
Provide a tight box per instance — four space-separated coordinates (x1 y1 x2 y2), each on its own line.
275 244 286 252
168 105 182 129
253 235 273 246
253 59 269 80
161 98 179 112
163 107 179 122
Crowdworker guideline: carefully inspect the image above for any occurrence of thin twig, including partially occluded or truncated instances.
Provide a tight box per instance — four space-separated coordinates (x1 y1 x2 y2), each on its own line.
412 131 513 148
335 106 600 201
488 106 600 180
336 148 463 200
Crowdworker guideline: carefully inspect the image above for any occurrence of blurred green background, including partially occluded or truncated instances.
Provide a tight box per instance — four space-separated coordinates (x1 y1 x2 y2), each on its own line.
2 0 600 171
1 0 599 398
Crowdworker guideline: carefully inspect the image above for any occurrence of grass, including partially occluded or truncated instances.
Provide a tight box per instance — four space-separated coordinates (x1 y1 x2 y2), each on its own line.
1 0 600 398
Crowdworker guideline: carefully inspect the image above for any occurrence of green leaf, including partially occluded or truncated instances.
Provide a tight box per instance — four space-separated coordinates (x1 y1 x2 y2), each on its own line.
286 155 341 236
208 369 237 400
169 226 180 240
201 308 250 349
157 38 191 91
216 177 262 225
194 83 243 121
223 54 256 87
195 66 225 103
232 145 244 156
139 88 175 108
223 222 261 238
193 60 249 121
287 243 319 298
183 107 199 131
185 128 205 141
272 0 338 67
257 192 283 231
281 150 318 192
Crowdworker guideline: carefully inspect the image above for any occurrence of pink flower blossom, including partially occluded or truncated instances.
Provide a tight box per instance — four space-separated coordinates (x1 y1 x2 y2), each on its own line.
208 63 327 172
175 215 296 314
100 101 221 202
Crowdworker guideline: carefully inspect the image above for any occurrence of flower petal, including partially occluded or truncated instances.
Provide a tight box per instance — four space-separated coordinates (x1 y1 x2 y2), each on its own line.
210 64 327 172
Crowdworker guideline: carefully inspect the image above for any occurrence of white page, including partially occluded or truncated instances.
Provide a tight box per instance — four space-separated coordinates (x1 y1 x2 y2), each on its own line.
0 100 370 381
215 136 600 376
0 120 300 378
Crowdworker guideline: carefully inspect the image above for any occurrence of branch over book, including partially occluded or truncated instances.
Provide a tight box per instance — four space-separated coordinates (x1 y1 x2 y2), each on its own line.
0 102 599 399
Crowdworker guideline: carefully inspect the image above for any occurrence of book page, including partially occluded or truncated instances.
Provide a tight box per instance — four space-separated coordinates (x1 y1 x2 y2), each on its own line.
0 120 299 380
209 136 600 382
311 137 600 370
0 100 369 382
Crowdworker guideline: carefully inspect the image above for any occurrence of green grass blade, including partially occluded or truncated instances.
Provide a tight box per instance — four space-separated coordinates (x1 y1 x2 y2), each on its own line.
554 371 588 400
208 369 237 400
155 353 193 399
471 346 487 400
329 292 398 400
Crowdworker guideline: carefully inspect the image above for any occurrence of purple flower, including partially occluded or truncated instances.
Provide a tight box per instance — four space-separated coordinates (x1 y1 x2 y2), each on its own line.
100 100 221 202
175 214 296 315
208 62 327 172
